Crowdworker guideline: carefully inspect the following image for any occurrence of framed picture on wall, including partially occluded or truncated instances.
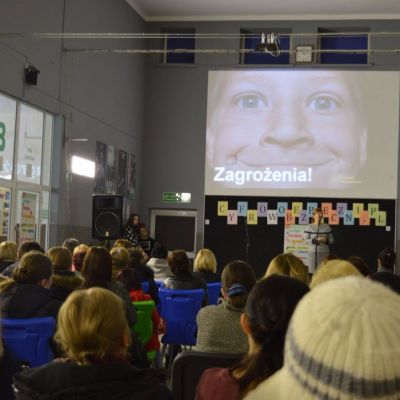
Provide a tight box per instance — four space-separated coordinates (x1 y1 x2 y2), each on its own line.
94 141 107 193
106 144 117 194
127 153 136 200
117 150 127 197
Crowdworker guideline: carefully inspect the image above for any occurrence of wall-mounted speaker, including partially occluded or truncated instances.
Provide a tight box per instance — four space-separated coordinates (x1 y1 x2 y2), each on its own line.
92 195 123 240
24 64 40 86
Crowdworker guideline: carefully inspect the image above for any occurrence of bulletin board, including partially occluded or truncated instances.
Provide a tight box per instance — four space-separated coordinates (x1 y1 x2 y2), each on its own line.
204 195 396 278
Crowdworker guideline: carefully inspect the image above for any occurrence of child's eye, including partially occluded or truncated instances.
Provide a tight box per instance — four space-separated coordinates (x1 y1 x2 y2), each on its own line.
307 95 341 113
235 94 267 109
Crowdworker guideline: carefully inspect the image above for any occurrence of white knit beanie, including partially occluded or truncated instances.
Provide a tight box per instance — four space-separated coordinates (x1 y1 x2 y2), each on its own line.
245 276 400 400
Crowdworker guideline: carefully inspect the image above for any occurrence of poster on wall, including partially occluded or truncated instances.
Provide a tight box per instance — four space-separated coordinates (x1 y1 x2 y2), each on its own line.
20 191 37 243
127 153 136 200
94 141 107 193
117 150 127 197
283 224 309 265
106 144 117 194
2 188 10 237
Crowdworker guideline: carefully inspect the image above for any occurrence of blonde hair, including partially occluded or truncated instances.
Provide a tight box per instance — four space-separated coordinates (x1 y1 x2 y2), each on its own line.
310 259 362 289
0 241 17 262
194 248 217 273
113 239 133 249
55 287 130 364
265 253 310 285
110 246 130 269
47 246 72 271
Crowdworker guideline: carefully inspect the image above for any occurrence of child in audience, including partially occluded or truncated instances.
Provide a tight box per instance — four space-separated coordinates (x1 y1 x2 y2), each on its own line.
264 252 310 284
0 251 62 319
195 260 256 354
146 243 172 281
110 246 130 280
196 275 309 399
71 244 89 274
310 259 361 288
0 241 18 274
12 287 172 399
245 277 400 399
193 248 221 283
46 246 83 302
117 268 165 356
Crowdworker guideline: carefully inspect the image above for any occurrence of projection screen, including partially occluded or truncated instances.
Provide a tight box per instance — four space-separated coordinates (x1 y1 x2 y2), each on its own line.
204 70 399 199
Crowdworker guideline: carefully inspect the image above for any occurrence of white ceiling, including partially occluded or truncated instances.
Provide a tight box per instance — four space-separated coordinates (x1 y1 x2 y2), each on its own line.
126 0 400 22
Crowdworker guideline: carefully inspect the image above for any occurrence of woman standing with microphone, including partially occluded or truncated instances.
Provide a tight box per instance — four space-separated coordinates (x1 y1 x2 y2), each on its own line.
304 208 334 274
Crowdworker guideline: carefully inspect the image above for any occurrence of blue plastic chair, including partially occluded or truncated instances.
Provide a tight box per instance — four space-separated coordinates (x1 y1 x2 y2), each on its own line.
1 317 55 367
159 287 205 373
158 288 205 347
207 282 221 305
141 280 150 293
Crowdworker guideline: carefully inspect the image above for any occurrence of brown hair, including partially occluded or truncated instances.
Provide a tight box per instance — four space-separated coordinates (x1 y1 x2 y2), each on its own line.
0 241 18 262
113 239 133 249
47 246 72 271
72 244 89 272
81 247 112 288
55 287 131 365
110 246 130 269
0 251 53 291
221 260 256 309
168 250 190 276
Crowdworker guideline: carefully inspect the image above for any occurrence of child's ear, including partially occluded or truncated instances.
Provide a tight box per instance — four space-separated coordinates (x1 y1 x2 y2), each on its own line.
240 313 251 335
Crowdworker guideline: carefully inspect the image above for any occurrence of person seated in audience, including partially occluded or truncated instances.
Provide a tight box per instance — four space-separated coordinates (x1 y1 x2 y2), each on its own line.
196 275 309 399
377 247 396 273
0 241 18 274
347 255 371 276
110 246 130 280
62 237 79 255
137 227 156 258
12 287 173 400
81 246 136 327
117 268 165 357
146 243 172 281
193 248 221 283
128 247 159 304
310 259 362 289
122 213 144 245
370 271 400 295
195 260 256 354
46 246 83 302
114 238 134 249
0 251 62 319
245 277 400 400
71 244 88 275
2 241 44 277
264 253 310 285
164 250 208 300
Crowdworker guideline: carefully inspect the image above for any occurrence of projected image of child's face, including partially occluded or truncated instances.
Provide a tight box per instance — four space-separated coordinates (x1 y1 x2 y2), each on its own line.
206 71 367 188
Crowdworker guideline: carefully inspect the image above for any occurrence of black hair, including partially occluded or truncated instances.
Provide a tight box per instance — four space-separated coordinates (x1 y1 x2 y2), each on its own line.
151 242 168 259
378 247 396 271
230 275 309 396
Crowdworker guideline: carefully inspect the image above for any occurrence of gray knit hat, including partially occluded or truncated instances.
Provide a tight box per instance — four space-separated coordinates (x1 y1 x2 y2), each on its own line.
245 276 400 400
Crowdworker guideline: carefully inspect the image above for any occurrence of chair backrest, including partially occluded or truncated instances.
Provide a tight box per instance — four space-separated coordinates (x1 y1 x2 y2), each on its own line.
206 282 221 305
132 300 155 345
158 287 205 346
171 351 244 400
1 317 55 367
141 280 150 293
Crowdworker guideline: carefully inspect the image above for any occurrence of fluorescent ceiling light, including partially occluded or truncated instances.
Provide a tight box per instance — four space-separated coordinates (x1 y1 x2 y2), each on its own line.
71 155 95 178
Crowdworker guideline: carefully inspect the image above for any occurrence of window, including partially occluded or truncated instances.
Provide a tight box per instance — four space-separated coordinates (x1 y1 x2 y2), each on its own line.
162 28 195 64
0 93 17 180
319 28 368 64
241 29 291 65
17 103 43 184
0 91 54 248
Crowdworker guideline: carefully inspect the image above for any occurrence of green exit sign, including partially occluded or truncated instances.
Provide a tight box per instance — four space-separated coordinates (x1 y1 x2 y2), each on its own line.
163 192 191 203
